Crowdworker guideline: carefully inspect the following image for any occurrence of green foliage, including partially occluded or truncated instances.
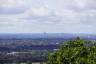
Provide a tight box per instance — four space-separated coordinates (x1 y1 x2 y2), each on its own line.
46 37 96 64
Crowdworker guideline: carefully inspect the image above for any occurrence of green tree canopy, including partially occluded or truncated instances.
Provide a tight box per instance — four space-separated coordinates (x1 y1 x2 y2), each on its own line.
47 37 96 64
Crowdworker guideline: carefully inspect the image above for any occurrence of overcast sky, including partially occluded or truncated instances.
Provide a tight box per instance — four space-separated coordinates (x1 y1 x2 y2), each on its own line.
0 0 96 34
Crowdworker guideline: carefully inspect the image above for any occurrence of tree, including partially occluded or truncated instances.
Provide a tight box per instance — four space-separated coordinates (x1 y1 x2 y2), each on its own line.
46 37 96 64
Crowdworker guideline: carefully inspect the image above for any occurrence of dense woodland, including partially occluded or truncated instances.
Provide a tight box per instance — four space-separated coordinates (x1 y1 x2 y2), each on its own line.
0 38 64 63
47 37 96 64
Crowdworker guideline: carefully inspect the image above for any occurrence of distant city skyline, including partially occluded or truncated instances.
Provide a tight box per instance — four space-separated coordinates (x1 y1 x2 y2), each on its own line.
0 0 96 34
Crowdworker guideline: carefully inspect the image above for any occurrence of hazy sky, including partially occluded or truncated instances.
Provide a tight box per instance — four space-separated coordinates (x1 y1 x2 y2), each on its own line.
0 0 96 34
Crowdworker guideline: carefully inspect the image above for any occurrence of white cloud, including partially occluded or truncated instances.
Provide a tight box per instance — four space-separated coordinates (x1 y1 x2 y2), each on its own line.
0 0 29 14
26 7 50 16
0 0 96 33
74 0 87 8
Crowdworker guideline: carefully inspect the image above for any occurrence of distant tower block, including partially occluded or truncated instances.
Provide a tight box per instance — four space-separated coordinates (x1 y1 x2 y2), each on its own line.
44 32 47 38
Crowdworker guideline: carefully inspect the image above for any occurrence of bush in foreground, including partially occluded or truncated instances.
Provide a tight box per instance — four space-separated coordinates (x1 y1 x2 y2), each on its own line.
47 37 96 64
